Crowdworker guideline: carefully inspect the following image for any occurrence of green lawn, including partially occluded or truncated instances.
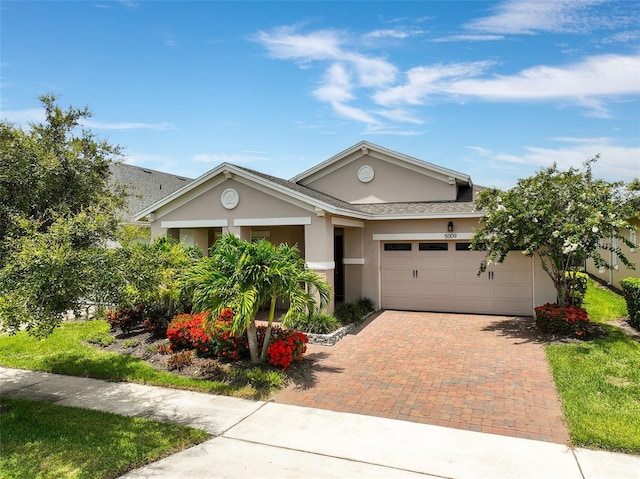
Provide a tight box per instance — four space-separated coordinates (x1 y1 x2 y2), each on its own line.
582 278 628 322
545 279 640 453
0 320 280 399
0 396 209 479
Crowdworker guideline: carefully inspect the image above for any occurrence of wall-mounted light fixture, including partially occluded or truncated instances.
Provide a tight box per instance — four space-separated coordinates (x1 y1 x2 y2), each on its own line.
447 221 454 232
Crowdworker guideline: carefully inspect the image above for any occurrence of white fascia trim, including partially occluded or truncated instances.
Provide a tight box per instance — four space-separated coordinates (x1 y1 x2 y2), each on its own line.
306 261 336 271
369 212 484 221
134 162 236 221
161 220 228 228
234 217 312 227
331 217 365 228
343 258 365 265
373 232 474 241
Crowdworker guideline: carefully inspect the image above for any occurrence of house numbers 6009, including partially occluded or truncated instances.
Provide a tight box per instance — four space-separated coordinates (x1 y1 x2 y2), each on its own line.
444 233 457 239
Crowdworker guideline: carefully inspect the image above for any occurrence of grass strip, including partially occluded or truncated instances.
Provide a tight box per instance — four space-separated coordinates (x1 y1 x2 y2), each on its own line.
0 396 210 479
0 320 263 398
545 280 639 453
545 325 640 453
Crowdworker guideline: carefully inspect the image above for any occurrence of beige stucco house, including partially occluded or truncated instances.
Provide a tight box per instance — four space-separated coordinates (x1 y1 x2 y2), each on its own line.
135 141 556 315
585 217 639 291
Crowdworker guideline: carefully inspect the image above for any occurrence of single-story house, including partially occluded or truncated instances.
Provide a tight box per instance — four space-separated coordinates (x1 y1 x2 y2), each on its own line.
585 217 639 291
135 141 556 315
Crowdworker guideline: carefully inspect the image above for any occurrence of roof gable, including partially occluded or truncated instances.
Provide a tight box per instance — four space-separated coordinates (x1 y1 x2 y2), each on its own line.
292 141 472 187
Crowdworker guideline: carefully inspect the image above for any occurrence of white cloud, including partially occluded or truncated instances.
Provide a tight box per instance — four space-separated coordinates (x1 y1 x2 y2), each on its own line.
256 23 640 128
443 54 640 115
374 61 495 106
432 34 504 43
314 64 354 103
375 108 423 124
468 138 639 185
1 108 45 124
256 26 346 63
372 54 639 117
464 0 603 35
365 28 425 39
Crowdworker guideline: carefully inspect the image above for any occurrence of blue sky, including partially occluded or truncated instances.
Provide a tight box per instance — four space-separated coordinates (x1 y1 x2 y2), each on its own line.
2 0 639 189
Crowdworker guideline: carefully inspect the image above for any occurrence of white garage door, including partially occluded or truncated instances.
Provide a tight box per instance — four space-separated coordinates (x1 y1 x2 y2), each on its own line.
380 241 533 316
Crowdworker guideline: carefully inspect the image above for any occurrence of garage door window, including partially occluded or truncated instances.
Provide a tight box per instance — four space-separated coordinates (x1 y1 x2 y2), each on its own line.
384 243 412 251
418 242 448 251
455 242 472 251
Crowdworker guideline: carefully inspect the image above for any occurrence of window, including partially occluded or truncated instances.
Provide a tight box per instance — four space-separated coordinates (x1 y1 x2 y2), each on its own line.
455 242 472 251
630 229 637 252
384 243 412 251
418 242 448 251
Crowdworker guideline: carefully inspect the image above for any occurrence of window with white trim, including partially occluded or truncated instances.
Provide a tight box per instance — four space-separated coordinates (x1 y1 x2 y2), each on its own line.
630 229 637 252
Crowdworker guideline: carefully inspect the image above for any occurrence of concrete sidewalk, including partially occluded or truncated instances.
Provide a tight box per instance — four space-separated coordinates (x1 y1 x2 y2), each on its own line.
1 367 638 479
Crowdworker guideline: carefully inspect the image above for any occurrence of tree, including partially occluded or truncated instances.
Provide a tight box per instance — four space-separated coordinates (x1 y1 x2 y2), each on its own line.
0 95 125 336
103 236 202 327
471 157 636 307
181 234 331 364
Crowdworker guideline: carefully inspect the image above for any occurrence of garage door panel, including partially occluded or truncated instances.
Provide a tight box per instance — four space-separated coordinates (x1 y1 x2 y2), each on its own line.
455 298 492 314
381 242 533 315
381 269 415 281
416 270 455 282
493 300 531 316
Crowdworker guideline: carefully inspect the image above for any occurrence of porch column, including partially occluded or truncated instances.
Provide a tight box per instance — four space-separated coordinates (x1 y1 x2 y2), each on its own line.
304 216 335 313
224 224 251 241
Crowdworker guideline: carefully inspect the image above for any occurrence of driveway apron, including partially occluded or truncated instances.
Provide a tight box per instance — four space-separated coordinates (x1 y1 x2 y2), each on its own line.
273 310 569 444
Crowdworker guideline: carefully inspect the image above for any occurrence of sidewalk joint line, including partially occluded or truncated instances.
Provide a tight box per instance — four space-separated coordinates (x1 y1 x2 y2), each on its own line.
220 435 456 479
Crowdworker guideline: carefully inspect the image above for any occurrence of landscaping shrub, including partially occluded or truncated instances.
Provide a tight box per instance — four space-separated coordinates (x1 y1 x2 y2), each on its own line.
244 368 285 390
85 331 116 347
166 350 193 371
264 329 309 370
620 277 640 329
334 302 362 325
106 305 144 334
535 303 590 338
164 308 309 369
335 297 375 325
121 338 140 349
166 311 211 354
289 312 341 334
356 297 376 314
208 311 248 361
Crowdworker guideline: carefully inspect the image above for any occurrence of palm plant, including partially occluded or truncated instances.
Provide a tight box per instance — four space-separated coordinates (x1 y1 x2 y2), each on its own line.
181 234 331 363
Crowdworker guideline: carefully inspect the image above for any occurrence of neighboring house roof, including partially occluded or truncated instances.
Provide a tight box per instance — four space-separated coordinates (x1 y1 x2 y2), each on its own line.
110 163 192 223
133 142 485 222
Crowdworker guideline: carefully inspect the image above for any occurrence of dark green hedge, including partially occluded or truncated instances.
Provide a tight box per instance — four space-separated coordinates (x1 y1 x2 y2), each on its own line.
620 277 640 328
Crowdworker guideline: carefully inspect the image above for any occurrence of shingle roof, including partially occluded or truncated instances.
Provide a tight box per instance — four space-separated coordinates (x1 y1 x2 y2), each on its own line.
110 163 192 222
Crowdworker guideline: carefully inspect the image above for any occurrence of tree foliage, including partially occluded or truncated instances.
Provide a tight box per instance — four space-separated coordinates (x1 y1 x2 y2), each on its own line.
181 234 331 364
0 95 125 336
471 157 636 307
103 236 202 326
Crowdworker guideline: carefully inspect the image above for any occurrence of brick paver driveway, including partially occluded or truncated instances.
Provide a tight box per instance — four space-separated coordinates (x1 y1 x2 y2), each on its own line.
273 310 569 444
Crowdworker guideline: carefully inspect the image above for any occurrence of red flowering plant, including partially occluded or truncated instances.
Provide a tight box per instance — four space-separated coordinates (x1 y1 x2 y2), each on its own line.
166 311 211 353
208 308 249 361
534 303 590 338
259 326 309 369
